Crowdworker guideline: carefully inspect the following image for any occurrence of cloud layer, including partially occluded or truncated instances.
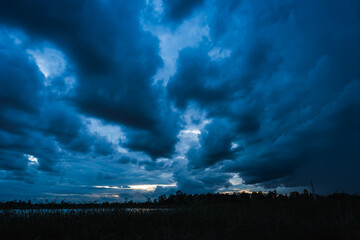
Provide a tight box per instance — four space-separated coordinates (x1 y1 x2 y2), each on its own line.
0 0 359 201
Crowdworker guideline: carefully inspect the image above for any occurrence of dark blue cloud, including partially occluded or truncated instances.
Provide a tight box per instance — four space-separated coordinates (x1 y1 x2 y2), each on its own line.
0 150 28 171
168 46 229 108
0 0 360 200
162 0 205 23
0 33 44 115
168 0 360 193
124 100 180 159
187 118 238 168
0 0 180 160
0 29 119 175
173 164 233 194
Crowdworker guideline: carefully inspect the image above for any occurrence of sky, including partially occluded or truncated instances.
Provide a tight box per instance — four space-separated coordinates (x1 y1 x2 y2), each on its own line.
0 0 359 202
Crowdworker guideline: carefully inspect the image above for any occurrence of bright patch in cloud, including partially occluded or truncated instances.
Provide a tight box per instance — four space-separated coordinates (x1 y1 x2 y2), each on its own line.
208 47 232 61
147 0 163 15
231 142 239 150
229 174 244 185
93 185 122 189
181 129 201 135
27 47 66 80
25 154 39 166
143 13 209 85
85 117 126 145
129 183 177 191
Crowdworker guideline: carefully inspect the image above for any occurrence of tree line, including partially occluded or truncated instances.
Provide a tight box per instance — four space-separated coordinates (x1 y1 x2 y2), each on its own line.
1 190 359 209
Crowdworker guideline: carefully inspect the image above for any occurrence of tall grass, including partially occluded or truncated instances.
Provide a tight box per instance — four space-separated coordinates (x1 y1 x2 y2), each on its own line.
1 191 359 239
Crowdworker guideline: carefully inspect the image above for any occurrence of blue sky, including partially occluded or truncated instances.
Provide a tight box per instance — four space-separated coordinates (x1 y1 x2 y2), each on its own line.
0 0 359 202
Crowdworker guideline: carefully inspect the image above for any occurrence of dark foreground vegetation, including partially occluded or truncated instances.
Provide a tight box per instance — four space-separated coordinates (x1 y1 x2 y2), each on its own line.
1 191 360 239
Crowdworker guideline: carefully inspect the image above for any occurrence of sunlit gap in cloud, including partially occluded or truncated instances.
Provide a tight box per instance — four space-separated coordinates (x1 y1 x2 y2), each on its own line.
142 0 209 86
26 46 76 92
229 173 244 186
175 107 211 158
230 142 239 150
219 173 307 195
218 174 263 194
25 154 39 166
27 47 66 79
181 129 201 135
84 116 134 154
94 183 177 192
85 117 128 153
230 140 246 151
220 190 254 194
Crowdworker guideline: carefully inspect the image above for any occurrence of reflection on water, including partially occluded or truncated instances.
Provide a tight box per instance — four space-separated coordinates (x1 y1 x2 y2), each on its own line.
0 208 173 214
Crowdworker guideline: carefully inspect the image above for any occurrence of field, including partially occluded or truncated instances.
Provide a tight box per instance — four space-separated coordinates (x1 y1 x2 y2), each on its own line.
1 191 360 239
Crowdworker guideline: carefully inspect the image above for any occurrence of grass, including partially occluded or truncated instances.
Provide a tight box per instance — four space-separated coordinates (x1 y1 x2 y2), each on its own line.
1 191 360 239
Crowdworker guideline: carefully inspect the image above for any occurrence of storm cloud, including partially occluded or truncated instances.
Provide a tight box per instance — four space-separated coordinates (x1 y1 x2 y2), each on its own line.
168 0 360 193
0 0 359 201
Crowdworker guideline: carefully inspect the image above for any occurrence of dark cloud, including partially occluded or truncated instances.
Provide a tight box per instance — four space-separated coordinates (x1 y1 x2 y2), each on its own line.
0 29 119 177
0 33 55 172
187 118 238 168
174 173 205 194
96 172 118 181
167 47 229 109
0 0 180 160
0 33 43 115
1 0 360 200
162 0 205 23
138 159 165 171
226 84 360 193
118 156 137 165
168 0 360 193
0 150 28 171
125 106 180 159
173 166 233 194
153 186 177 197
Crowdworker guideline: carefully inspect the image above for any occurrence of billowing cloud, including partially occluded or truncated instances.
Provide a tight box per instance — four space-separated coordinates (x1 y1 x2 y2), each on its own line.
0 0 360 201
0 0 180 159
0 29 119 174
167 0 360 193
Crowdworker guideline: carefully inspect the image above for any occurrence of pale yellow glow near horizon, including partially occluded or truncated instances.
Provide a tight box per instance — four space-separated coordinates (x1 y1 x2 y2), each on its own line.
129 183 177 191
93 183 177 192
219 190 253 194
